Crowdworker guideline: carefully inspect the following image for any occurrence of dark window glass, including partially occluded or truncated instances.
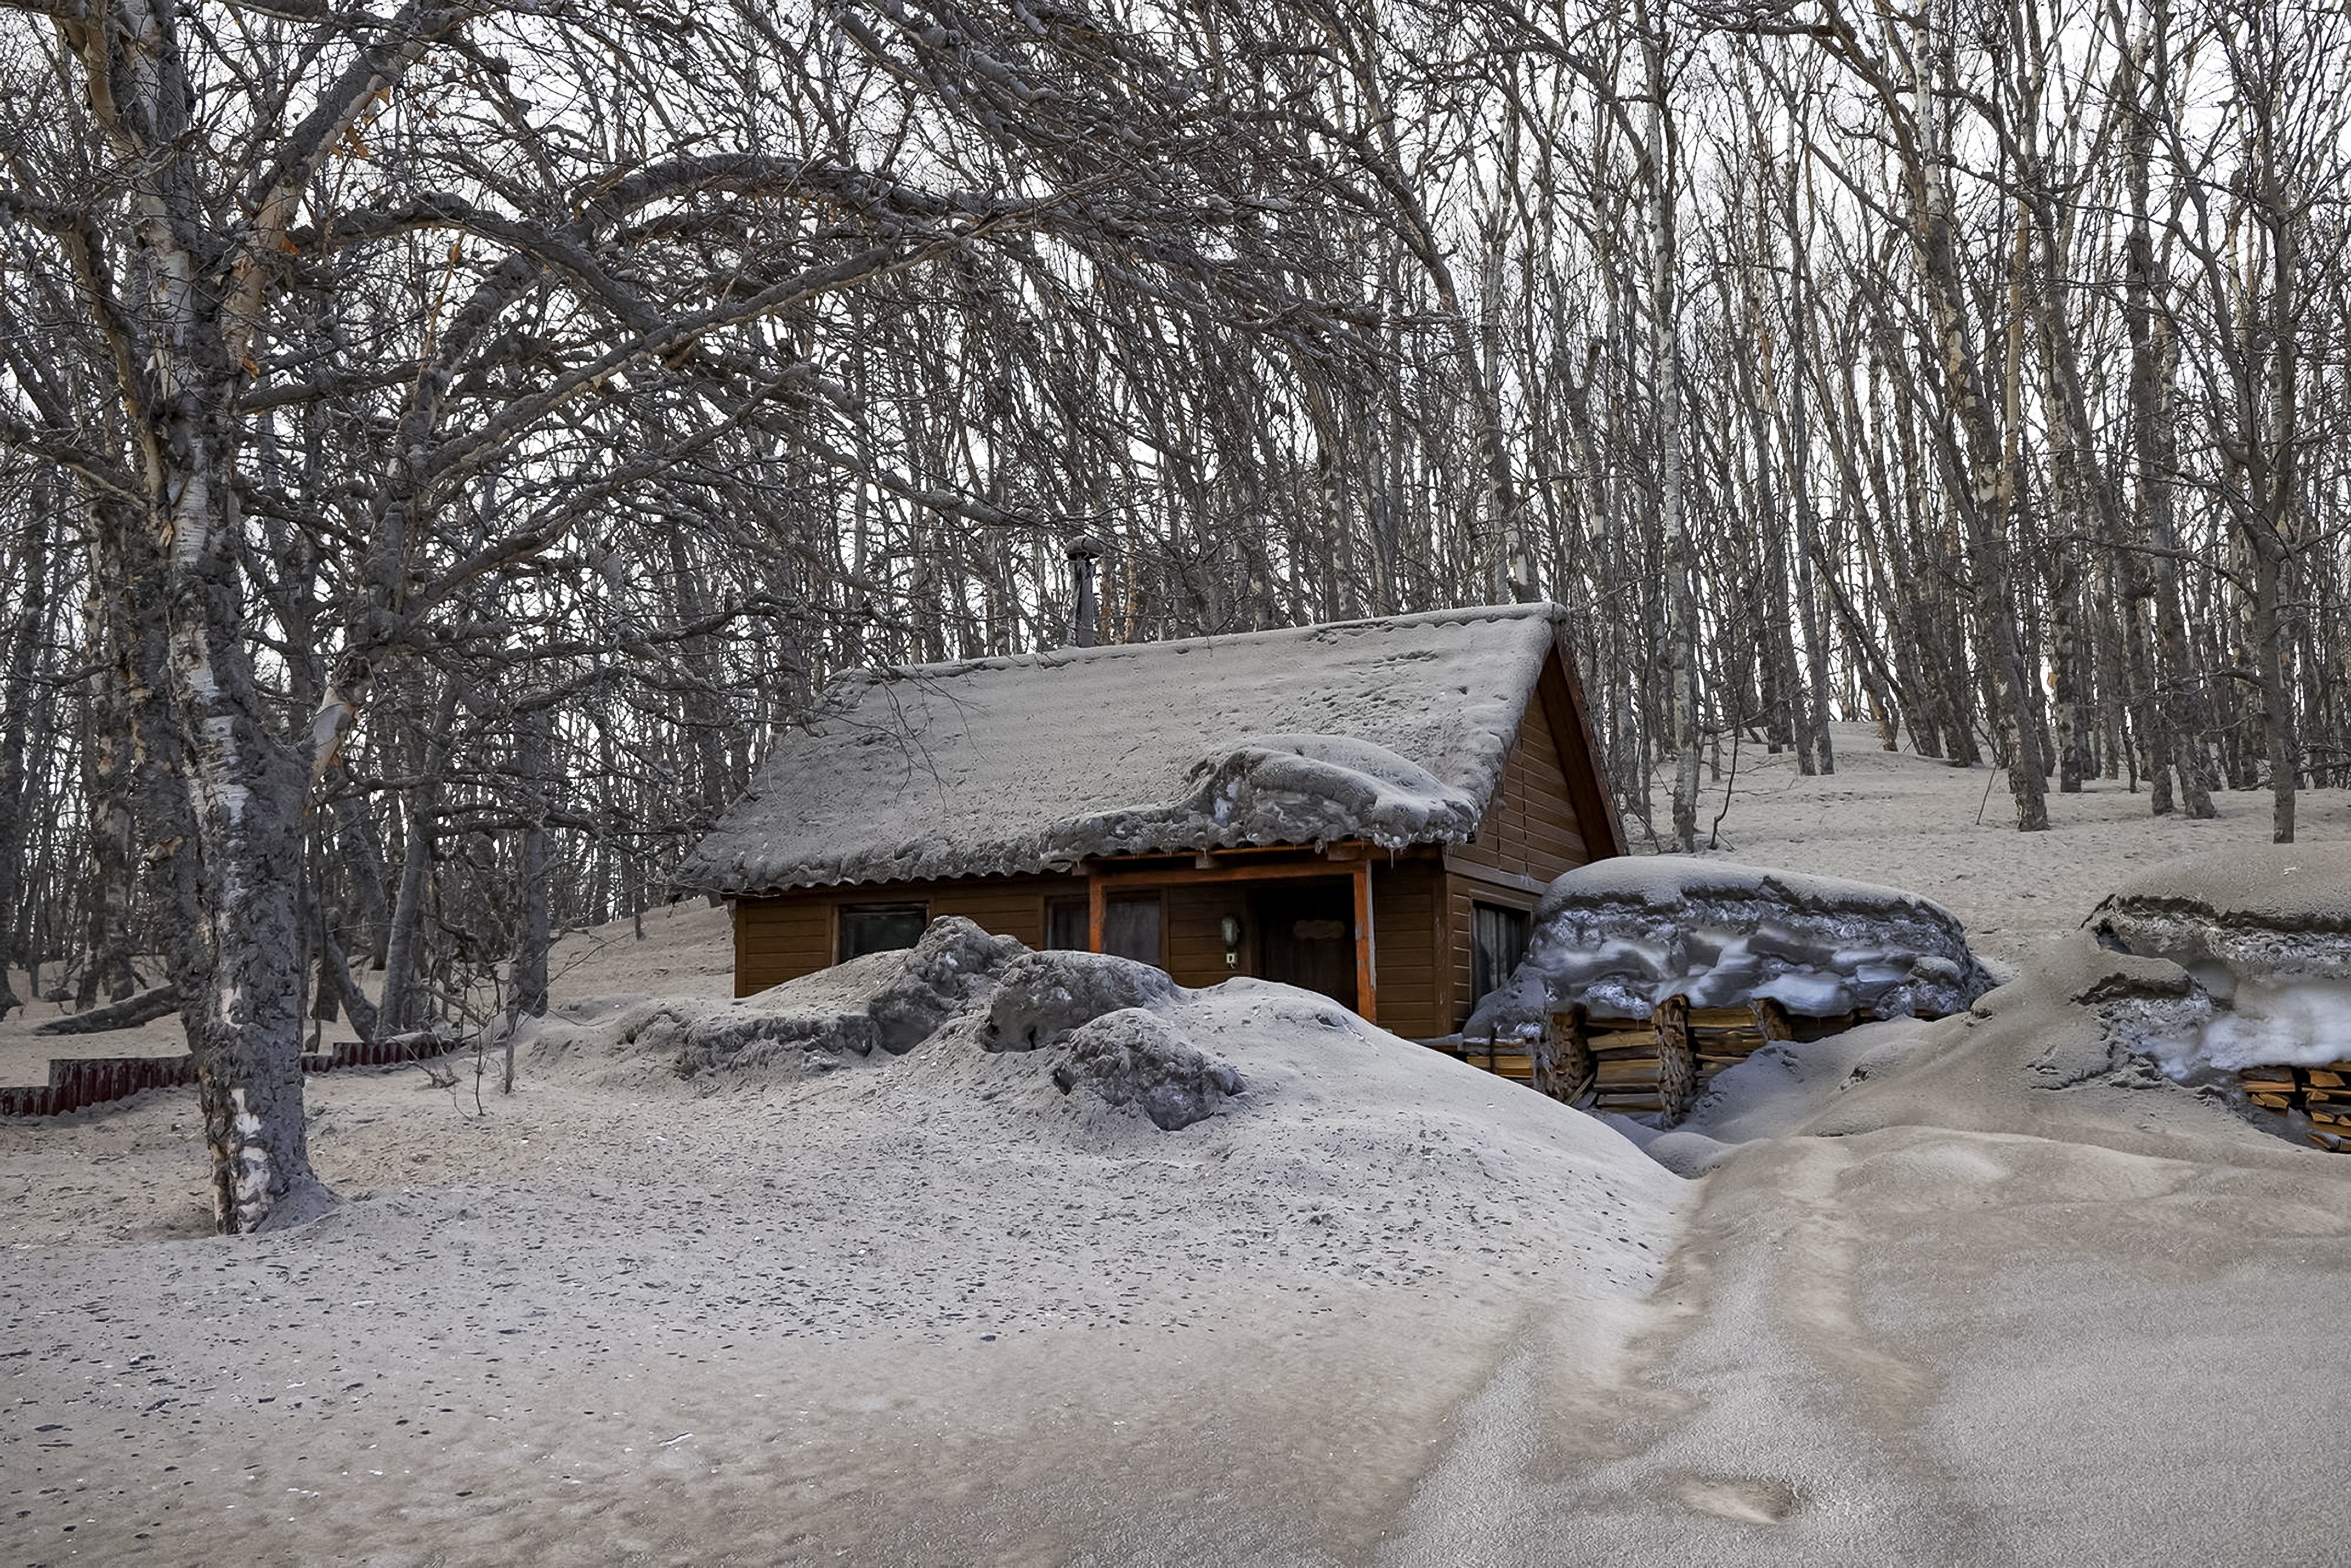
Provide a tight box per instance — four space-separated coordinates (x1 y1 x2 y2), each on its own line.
837 903 928 963
1471 902 1530 1005
1045 899 1089 951
1102 895 1163 966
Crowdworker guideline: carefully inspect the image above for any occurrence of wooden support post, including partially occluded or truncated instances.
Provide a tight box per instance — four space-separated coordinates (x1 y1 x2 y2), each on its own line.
1655 994 1695 1126
1351 858 1377 1024
1752 996 1795 1043
1087 874 1106 955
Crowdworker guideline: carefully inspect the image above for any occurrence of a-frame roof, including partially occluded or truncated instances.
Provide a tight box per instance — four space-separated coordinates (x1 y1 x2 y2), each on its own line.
676 603 1613 894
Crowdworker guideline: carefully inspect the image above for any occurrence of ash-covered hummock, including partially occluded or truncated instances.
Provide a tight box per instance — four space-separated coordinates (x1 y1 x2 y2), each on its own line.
2086 845 2351 1075
545 921 1261 1134
978 949 1180 1053
1468 856 1993 1039
599 917 1024 1078
2088 843 2351 983
1049 1007 1245 1130
1066 733 1476 861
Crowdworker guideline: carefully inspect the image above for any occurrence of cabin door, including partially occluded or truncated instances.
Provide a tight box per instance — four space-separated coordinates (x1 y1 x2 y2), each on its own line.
1251 880 1357 1013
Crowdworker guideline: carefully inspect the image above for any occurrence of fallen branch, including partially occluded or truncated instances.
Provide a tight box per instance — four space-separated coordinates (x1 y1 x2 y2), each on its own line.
35 986 179 1035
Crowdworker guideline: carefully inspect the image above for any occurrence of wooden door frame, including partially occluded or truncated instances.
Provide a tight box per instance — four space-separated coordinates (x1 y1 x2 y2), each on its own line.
1087 855 1377 1024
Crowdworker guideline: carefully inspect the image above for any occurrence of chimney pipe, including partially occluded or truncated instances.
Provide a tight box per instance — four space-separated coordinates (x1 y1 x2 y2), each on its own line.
1064 535 1104 648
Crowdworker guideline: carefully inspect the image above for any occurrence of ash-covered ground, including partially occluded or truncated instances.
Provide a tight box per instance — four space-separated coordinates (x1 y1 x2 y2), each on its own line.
6 724 2351 1566
2 914 1681 1565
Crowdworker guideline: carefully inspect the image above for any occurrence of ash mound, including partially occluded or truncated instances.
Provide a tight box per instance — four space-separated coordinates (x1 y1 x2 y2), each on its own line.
526 917 1258 1133
514 919 1681 1361
1049 1007 1246 1130
513 912 1689 1272
1681 892 2346 1170
978 948 1180 1051
2089 842 2351 985
524 918 1024 1083
2083 845 2351 1076
1469 856 1993 1038
1667 932 2296 1168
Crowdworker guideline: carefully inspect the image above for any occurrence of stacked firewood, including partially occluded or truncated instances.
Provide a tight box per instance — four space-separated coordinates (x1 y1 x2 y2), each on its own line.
1452 1038 1539 1085
1446 997 1876 1125
1581 1011 1672 1117
1532 996 1854 1125
1689 1003 1790 1084
2239 1063 2351 1152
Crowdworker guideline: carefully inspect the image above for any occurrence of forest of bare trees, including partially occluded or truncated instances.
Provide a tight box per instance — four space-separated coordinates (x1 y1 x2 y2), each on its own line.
1 0 2346 1229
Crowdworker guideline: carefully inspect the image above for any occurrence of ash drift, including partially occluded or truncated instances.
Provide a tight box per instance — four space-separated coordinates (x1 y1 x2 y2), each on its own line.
1469 856 1996 1038
518 916 1682 1267
2087 843 2351 1077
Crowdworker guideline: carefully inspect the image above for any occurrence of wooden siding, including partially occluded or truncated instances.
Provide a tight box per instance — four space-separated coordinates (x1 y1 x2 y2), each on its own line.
1446 680 1590 882
1370 857 1444 1041
733 896 832 995
1166 879 1250 990
1442 872 1543 1034
734 873 1079 995
1535 646 1630 860
1436 658 1607 1032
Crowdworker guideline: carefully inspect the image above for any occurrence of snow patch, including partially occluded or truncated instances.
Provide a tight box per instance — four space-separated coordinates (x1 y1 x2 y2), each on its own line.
2199 980 2351 1069
2110 981 2351 1080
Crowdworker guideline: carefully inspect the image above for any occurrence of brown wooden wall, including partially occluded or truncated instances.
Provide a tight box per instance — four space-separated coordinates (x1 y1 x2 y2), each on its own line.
1440 873 1543 1034
1446 677 1592 882
736 873 1364 995
1436 663 1605 1033
1370 858 1444 1041
1165 880 1249 990
734 872 1079 996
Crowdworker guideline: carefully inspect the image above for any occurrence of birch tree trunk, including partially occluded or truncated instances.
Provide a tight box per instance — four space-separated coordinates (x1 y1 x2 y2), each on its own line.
2120 19 2217 819
42 0 376 1229
1778 117 1835 774
155 373 328 1231
77 658 139 1006
1823 0 2046 827
1642 6 1699 852
379 682 461 1037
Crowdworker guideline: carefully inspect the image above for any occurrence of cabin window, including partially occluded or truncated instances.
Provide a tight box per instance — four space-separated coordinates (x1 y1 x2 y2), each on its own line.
1045 898 1089 951
1102 893 1164 967
837 902 928 963
1044 893 1163 966
1471 901 1530 1006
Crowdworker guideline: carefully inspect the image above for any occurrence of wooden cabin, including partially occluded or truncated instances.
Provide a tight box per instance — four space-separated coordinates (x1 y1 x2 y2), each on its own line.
673 604 1627 1040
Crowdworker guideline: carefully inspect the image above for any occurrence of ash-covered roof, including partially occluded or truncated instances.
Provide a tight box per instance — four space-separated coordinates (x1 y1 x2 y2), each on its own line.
675 603 1580 894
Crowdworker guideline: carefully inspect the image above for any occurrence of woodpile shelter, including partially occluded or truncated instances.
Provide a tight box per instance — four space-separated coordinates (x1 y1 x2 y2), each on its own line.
673 604 1627 1041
